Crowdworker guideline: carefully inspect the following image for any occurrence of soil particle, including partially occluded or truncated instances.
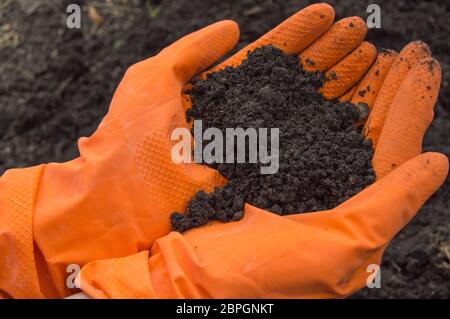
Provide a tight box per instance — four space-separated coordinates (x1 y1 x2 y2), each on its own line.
305 58 315 66
328 71 338 80
171 46 375 233
358 86 371 97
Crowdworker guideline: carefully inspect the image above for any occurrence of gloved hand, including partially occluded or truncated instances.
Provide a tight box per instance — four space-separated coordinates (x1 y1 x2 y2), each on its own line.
76 5 447 298
0 18 240 298
0 3 447 299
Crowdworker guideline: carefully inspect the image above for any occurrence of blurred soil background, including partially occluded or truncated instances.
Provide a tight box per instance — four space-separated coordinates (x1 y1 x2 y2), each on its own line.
0 0 449 298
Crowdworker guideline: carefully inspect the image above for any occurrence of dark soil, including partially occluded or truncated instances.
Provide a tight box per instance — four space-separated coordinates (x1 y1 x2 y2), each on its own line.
171 45 374 233
0 0 449 298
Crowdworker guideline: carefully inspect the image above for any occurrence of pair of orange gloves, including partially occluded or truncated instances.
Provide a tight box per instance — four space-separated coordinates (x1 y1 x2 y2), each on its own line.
0 3 447 299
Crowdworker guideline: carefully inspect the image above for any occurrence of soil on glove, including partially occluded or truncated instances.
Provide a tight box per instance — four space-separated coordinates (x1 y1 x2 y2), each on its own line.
1 0 449 298
170 46 375 233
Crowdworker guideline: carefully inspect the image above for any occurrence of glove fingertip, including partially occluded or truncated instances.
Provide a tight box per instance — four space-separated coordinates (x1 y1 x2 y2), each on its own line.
421 152 449 186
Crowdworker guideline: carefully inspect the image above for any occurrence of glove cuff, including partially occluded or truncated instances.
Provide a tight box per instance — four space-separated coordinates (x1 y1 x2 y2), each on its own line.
0 165 45 298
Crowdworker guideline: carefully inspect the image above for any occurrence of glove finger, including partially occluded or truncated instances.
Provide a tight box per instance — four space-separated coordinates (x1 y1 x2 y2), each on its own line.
320 42 377 99
207 3 335 72
363 41 431 147
373 58 441 179
350 49 398 109
104 21 238 121
160 20 239 83
299 17 367 72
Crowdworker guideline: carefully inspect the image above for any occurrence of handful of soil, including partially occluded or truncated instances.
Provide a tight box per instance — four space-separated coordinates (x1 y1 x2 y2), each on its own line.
171 46 375 232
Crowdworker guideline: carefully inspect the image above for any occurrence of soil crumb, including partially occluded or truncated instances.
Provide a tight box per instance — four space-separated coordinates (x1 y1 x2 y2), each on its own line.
171 46 375 232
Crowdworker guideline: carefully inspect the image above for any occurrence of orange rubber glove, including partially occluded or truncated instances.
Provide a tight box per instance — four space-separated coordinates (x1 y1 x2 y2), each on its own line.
76 6 447 298
0 3 447 299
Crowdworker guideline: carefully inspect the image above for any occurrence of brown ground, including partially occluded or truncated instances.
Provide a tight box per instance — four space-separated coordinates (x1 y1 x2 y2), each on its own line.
0 0 449 298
